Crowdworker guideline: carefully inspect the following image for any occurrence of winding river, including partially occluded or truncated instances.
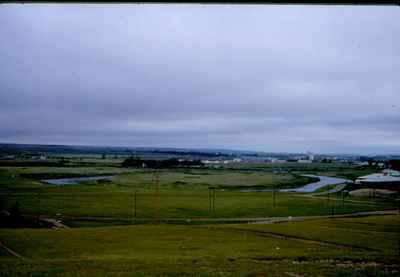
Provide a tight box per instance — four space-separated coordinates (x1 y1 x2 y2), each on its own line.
42 174 350 193
280 174 350 193
241 174 350 193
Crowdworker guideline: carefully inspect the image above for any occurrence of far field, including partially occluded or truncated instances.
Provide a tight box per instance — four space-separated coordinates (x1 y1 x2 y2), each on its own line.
0 161 398 225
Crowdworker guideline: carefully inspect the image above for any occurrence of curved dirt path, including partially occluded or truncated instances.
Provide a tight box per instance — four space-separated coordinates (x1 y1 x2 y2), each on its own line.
0 240 28 261
56 209 399 225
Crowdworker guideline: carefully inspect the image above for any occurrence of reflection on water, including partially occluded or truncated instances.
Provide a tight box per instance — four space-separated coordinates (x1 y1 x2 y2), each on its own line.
241 174 350 193
283 174 349 193
42 175 114 185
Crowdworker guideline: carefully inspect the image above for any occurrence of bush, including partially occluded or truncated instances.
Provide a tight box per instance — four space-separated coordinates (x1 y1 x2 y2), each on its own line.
121 157 203 168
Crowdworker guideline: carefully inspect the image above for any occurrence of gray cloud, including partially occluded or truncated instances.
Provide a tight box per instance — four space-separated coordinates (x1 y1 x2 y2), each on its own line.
0 4 399 154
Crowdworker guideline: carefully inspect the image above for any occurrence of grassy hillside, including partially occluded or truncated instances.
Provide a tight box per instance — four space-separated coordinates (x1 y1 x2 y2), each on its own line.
0 215 398 276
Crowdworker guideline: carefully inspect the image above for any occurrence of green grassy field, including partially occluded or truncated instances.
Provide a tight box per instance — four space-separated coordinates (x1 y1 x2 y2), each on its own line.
231 162 379 181
0 161 399 276
4 190 392 221
0 165 396 222
0 214 398 276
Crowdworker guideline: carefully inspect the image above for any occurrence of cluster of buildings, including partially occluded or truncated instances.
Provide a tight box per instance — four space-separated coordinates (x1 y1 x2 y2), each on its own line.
353 161 386 168
201 158 242 165
0 154 47 160
355 169 400 191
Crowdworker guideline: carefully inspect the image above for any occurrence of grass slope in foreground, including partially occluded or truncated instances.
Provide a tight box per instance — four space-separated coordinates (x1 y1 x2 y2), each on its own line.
0 214 399 276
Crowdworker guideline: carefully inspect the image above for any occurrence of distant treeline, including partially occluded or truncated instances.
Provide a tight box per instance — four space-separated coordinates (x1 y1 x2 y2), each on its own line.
389 160 400 170
149 150 234 157
121 157 204 168
0 160 66 167
0 144 242 157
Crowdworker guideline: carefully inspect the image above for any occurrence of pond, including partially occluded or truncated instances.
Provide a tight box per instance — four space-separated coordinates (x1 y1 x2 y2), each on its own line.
42 175 114 185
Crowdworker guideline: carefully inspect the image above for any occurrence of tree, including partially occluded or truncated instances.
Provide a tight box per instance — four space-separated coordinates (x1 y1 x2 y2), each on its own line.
122 157 204 168
389 160 400 170
122 157 143 167
10 201 21 218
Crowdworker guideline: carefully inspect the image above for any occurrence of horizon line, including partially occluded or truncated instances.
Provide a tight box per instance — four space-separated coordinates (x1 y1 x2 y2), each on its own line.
1 141 399 157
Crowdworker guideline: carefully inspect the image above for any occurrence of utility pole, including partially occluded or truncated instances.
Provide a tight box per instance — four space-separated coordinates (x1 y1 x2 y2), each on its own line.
131 189 137 224
134 189 137 218
153 170 160 224
213 188 216 216
341 190 346 208
327 191 331 216
272 185 276 208
209 188 212 214
209 187 215 217
131 191 134 223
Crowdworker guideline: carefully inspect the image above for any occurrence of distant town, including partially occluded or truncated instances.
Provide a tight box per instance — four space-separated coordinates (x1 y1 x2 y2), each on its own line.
1 143 399 168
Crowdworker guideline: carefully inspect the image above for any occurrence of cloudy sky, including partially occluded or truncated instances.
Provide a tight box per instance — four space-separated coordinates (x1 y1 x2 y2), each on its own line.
0 4 399 154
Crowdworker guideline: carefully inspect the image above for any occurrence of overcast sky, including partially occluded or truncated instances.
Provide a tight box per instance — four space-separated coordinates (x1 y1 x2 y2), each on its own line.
0 4 399 155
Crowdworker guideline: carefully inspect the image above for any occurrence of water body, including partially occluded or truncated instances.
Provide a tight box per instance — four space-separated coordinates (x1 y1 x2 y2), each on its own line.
241 174 350 193
42 175 114 185
281 175 350 193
